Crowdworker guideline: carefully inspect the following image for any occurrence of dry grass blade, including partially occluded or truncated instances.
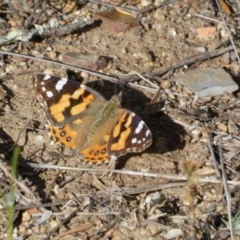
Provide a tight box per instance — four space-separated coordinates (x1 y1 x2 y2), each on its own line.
4 121 30 154
219 141 234 239
122 181 186 195
13 201 68 210
50 223 94 240
26 162 240 185
45 171 60 200
88 0 140 14
206 132 221 179
150 46 234 77
44 206 82 240
215 0 240 63
41 18 92 37
8 0 25 26
193 13 239 29
25 0 41 28
140 0 178 14
0 50 119 83
121 46 234 82
142 219 169 230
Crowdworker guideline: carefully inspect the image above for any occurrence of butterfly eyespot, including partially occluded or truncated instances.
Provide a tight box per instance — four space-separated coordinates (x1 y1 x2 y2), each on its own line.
60 131 66 137
66 137 71 142
59 126 65 130
94 151 99 156
89 150 94 154
101 149 106 154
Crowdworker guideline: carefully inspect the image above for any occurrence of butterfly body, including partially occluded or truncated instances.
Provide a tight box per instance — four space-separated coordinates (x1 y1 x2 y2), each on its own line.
32 74 152 163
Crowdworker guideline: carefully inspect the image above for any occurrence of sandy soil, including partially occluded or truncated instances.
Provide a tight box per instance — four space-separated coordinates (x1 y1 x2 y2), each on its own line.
0 0 240 239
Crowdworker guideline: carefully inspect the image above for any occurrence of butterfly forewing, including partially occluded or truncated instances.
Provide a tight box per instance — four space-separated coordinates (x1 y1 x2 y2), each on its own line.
32 74 106 126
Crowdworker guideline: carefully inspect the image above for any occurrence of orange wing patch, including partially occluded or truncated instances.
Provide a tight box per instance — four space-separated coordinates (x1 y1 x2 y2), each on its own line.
70 88 95 116
111 113 132 151
47 124 77 149
81 143 109 163
49 94 71 123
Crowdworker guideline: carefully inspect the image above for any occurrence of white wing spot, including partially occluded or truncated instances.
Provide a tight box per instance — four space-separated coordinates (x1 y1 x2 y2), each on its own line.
135 121 144 134
142 138 146 141
43 75 51 80
146 130 151 137
137 140 142 144
56 78 67 91
41 81 45 85
42 87 46 92
132 138 137 144
46 91 53 98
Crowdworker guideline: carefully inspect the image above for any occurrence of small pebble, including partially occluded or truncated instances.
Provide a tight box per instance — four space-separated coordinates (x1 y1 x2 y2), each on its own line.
220 29 228 38
218 123 227 132
196 47 206 52
138 49 152 61
169 28 177 36
153 9 165 21
50 220 58 229
22 211 31 222
35 135 44 143
141 0 152 7
222 52 230 64
164 228 183 239
161 80 171 89
32 50 44 58
192 129 201 135
19 225 27 235
80 71 89 79
46 9 54 16
48 51 57 59
44 68 54 75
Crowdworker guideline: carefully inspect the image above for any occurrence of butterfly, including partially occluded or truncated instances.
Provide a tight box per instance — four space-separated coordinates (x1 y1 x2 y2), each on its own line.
32 74 152 164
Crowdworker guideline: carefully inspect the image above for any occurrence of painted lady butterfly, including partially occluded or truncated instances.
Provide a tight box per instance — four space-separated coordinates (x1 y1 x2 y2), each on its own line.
32 74 152 163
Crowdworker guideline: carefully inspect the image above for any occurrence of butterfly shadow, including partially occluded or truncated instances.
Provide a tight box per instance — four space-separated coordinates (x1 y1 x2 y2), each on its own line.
115 112 187 169
0 81 15 111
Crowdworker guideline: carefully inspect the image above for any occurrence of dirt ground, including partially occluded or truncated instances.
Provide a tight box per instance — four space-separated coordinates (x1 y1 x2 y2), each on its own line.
1 0 240 239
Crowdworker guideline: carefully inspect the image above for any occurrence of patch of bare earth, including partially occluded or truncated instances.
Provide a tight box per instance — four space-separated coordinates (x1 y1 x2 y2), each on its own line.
0 0 240 239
